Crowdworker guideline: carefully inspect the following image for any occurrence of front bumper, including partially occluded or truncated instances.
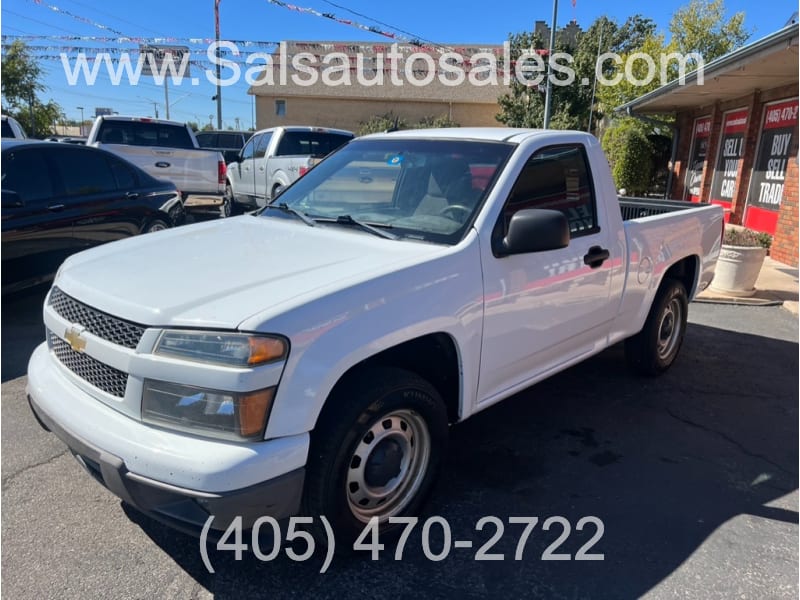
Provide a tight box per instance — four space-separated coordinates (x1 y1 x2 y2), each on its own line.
27 343 308 535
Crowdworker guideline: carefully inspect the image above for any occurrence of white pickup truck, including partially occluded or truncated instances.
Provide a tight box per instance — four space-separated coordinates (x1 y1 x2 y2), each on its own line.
27 128 723 544
86 116 226 198
224 126 353 215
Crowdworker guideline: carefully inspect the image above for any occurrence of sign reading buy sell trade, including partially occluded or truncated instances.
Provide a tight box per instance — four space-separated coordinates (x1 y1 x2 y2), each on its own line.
746 98 798 233
710 108 748 212
685 116 711 202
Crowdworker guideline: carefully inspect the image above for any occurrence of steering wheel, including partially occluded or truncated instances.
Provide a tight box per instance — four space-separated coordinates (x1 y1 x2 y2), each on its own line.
438 204 472 220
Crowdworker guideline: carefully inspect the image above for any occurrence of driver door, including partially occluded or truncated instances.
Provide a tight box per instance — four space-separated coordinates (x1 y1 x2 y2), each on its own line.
230 134 258 203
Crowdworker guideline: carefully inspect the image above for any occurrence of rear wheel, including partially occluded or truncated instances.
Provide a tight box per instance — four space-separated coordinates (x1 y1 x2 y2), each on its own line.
143 218 170 234
222 182 237 218
272 184 285 200
303 367 448 546
625 279 688 375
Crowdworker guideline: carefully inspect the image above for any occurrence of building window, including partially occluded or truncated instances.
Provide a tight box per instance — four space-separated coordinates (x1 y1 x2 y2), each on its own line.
275 100 286 117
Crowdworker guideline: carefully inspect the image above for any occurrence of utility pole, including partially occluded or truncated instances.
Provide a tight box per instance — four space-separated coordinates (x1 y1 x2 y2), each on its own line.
77 106 85 136
542 0 559 129
215 0 222 129
235 117 240 130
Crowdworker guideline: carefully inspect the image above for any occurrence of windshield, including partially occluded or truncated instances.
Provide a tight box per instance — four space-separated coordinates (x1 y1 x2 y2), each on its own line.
265 138 514 244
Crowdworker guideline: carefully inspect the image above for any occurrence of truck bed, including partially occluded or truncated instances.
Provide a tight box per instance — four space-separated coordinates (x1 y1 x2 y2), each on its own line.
619 197 711 221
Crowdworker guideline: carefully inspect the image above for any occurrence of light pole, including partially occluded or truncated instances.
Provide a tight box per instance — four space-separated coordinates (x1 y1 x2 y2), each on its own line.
215 0 222 129
77 106 85 136
542 0 558 129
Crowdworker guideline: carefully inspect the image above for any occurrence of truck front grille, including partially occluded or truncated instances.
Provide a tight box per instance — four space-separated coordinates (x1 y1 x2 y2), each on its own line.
49 287 146 349
48 331 128 398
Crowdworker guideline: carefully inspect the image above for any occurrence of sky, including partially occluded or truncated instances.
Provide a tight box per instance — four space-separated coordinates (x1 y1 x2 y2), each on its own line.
1 0 798 131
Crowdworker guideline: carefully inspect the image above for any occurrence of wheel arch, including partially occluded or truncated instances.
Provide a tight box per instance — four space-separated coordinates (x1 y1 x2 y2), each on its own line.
315 332 462 430
663 255 699 298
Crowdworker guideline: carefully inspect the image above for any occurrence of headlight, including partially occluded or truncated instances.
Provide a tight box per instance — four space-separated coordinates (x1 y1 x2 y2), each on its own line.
154 330 287 367
142 379 274 441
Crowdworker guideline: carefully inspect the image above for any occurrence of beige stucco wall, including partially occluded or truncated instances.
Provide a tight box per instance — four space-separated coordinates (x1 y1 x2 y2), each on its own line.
254 95 502 133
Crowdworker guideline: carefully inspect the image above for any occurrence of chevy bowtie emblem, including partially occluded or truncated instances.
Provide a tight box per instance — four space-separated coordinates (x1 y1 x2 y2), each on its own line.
64 327 87 353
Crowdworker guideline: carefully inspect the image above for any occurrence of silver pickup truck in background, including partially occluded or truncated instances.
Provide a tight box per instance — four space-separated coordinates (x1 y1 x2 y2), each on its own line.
86 116 226 200
224 126 353 215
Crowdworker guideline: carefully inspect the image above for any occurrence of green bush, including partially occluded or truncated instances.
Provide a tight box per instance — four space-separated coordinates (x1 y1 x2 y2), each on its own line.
601 118 654 196
356 112 459 136
723 227 770 248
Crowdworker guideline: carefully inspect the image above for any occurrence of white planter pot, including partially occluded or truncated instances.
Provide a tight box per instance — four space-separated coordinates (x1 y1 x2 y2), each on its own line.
710 245 767 297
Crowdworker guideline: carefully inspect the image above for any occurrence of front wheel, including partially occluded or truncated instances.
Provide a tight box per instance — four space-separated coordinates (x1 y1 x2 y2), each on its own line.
625 278 688 375
303 367 448 546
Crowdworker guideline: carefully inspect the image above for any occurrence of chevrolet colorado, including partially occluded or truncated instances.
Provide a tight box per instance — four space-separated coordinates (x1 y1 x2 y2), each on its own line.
27 128 724 543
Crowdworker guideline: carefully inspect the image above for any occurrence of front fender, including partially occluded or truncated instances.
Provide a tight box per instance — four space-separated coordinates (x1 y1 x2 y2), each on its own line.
254 235 485 439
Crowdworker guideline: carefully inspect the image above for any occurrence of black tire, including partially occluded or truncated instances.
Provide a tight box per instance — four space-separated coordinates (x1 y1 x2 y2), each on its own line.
222 182 239 218
143 218 170 234
303 367 448 547
625 278 688 376
272 184 284 200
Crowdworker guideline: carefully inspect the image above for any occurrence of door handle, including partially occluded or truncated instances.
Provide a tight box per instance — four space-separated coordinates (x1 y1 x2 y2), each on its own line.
154 161 171 168
126 192 139 199
47 204 65 212
583 246 610 269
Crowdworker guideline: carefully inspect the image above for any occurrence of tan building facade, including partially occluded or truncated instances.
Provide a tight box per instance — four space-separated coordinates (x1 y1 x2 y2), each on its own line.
248 41 509 133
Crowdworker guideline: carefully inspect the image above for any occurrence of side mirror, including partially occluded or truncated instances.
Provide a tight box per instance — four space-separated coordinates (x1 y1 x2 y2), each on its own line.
1 190 24 209
496 209 569 256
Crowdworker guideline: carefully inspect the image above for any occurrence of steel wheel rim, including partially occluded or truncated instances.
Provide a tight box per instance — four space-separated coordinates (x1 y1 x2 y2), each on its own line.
657 297 682 360
346 409 431 523
148 222 167 233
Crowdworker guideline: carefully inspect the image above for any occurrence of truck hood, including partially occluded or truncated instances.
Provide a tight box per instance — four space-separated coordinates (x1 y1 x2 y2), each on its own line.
56 215 445 329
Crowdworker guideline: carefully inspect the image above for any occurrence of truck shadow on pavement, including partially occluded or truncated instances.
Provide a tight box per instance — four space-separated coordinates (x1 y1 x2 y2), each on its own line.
125 317 799 599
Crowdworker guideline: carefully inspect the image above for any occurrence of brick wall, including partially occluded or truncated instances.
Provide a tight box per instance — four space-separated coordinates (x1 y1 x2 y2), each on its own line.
771 131 799 266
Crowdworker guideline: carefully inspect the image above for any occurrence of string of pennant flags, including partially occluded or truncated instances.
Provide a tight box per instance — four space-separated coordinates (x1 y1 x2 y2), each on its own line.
27 0 451 54
1 35 508 57
2 34 280 47
16 52 551 76
265 0 451 53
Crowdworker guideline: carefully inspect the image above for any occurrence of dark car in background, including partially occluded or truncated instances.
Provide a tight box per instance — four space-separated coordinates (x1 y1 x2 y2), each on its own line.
195 130 252 164
1 140 183 294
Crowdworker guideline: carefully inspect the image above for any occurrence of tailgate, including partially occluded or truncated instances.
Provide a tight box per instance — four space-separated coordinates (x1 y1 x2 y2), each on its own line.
100 144 223 194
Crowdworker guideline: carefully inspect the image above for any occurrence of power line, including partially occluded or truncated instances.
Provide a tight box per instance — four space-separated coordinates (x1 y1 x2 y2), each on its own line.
61 0 164 36
2 8 80 34
318 0 443 48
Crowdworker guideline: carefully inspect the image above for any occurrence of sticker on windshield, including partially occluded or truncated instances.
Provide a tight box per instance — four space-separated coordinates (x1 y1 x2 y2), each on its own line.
387 155 404 166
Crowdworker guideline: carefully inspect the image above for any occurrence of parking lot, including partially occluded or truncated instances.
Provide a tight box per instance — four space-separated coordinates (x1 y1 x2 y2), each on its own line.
2 279 797 598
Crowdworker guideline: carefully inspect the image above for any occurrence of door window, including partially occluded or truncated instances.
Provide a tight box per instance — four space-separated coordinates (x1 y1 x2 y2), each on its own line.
1 149 54 203
502 144 598 238
254 133 273 159
108 156 139 190
240 136 256 160
52 147 117 197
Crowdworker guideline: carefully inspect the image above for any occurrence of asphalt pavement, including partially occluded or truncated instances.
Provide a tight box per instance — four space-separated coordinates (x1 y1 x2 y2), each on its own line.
1 288 797 599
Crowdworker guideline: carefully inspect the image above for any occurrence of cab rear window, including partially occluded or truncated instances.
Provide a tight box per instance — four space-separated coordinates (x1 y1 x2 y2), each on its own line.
97 121 194 149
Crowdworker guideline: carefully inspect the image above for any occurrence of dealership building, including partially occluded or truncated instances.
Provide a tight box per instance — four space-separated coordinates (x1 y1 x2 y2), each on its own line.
619 23 799 266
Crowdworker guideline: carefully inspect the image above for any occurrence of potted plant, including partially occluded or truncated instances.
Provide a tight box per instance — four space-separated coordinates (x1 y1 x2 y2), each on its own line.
710 227 770 297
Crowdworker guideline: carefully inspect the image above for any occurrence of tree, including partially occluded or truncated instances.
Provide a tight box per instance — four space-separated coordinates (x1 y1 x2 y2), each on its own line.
1 41 64 137
496 15 658 131
601 118 654 195
670 0 751 63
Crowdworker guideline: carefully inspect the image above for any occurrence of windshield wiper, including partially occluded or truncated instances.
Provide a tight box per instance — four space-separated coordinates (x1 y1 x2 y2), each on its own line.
261 203 316 227
315 214 398 240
